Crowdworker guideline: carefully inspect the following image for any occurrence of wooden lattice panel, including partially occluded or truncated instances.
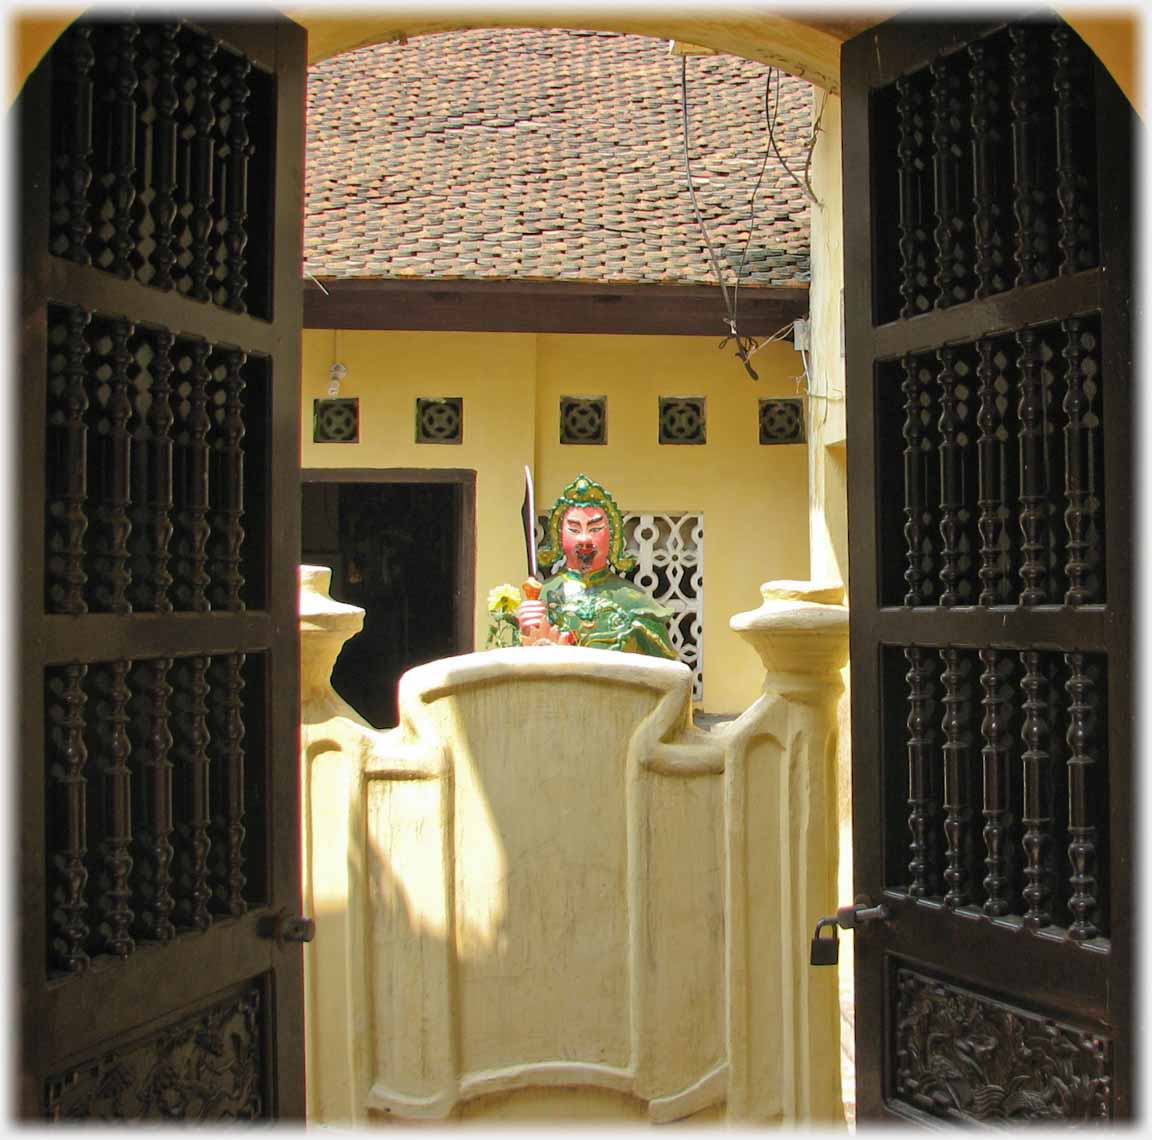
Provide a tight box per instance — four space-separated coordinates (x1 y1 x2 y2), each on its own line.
881 643 1108 940
44 652 268 976
876 314 1104 608
48 20 275 318
871 23 1099 324
44 304 269 615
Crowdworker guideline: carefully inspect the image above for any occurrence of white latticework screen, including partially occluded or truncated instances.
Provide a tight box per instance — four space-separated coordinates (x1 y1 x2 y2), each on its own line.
535 512 704 701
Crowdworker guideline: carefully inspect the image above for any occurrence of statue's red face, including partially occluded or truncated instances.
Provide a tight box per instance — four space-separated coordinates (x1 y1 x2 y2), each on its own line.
562 505 611 573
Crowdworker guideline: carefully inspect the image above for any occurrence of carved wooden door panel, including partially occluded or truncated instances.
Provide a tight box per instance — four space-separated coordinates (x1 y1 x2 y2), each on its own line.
17 15 307 1120
842 15 1134 1123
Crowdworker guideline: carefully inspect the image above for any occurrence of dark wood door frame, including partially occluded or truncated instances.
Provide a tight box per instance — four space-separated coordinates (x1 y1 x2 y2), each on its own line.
302 468 477 655
842 14 1134 1124
18 15 307 1120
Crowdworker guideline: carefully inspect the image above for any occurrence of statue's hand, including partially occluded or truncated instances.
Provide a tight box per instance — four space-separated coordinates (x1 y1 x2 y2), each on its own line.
516 599 549 636
515 599 577 646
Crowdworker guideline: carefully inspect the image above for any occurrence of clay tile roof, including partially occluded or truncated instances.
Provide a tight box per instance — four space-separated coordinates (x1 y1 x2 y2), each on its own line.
305 28 813 287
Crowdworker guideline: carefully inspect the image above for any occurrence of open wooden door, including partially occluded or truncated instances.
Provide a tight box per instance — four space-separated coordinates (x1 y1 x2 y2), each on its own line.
842 14 1135 1123
17 15 308 1119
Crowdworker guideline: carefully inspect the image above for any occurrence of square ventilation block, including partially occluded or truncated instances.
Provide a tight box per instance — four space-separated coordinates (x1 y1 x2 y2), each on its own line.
416 397 463 444
313 398 359 443
560 396 607 445
759 398 805 444
659 396 707 445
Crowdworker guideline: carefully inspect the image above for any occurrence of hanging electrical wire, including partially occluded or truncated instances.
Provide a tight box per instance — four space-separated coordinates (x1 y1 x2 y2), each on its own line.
679 56 829 379
746 320 796 357
733 73 828 341
763 68 814 206
803 88 830 203
729 73 776 350
679 54 759 380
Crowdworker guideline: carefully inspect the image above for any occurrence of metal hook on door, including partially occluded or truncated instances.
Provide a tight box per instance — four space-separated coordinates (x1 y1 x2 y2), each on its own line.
258 907 316 948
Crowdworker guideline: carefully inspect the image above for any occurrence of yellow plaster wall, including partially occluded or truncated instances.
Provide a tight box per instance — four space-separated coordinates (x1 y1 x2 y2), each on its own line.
534 334 809 713
302 329 811 714
804 92 849 589
300 328 538 663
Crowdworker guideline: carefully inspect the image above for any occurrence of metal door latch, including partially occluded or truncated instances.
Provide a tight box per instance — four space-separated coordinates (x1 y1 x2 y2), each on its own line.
258 907 316 947
809 896 889 966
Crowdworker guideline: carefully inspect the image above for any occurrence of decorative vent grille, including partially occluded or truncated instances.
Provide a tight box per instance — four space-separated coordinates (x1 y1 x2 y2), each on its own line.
760 398 806 444
48 20 275 319
535 511 704 701
624 514 703 700
560 396 607 445
659 397 707 445
44 653 269 977
416 397 463 444
313 398 358 443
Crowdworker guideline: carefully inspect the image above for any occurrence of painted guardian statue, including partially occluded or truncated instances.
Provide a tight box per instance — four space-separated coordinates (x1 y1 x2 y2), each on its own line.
516 474 677 658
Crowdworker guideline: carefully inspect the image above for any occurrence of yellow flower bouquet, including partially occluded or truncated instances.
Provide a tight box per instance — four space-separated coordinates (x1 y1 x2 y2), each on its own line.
485 583 523 648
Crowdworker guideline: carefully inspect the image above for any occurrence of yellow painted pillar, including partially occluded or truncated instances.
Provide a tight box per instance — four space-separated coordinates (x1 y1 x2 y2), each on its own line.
728 581 849 1124
298 566 375 1125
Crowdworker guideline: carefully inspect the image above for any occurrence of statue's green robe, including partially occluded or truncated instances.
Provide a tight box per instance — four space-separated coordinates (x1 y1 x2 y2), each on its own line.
539 568 678 659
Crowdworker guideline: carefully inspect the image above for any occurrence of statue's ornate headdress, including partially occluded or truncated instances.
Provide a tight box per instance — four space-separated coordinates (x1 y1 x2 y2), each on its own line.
537 473 636 573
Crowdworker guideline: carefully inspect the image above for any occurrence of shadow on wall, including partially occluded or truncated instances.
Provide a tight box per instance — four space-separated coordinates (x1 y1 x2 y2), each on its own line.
823 442 849 590
310 804 671 1122
310 655 729 1123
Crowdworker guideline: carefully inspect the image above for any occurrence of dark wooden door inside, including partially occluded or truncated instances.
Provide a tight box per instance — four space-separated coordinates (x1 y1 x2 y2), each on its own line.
842 15 1134 1123
17 15 307 1119
301 472 478 728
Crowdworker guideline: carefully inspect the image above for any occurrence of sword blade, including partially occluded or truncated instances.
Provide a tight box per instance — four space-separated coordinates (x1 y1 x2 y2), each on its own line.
521 464 538 579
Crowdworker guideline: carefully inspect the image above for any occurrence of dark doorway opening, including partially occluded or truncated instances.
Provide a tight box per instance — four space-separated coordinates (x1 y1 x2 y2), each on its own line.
301 470 476 727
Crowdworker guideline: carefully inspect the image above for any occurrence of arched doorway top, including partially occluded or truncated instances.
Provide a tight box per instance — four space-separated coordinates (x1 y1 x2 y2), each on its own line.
8 7 1143 112
295 12 873 92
